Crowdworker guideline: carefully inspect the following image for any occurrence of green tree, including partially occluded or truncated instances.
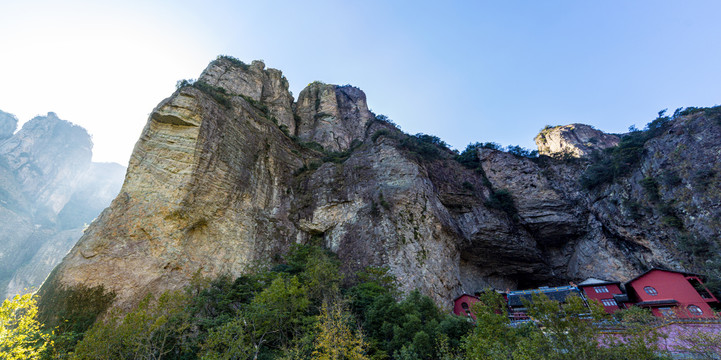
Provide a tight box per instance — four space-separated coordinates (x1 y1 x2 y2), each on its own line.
462 291 519 359
463 292 669 360
346 267 398 318
72 290 191 360
199 317 253 360
243 275 310 355
297 248 343 305
363 290 470 360
0 293 50 359
522 293 606 359
186 272 269 334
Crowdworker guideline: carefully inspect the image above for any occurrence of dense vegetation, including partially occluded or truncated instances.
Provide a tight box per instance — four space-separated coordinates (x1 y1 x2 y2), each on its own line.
579 112 673 190
5 271 719 357
10 245 475 359
9 272 721 359
464 291 666 360
579 106 721 190
4 244 721 358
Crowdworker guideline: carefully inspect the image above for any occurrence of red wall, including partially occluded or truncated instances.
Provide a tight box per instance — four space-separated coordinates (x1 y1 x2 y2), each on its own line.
580 283 623 313
628 270 717 318
453 294 480 319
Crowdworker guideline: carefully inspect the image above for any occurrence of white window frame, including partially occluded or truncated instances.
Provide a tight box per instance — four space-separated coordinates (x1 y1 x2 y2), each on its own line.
594 286 609 293
644 286 658 296
688 305 703 316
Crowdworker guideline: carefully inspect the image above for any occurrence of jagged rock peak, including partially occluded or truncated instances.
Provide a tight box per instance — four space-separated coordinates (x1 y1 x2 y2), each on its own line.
0 110 18 140
294 82 374 152
535 123 619 158
0 111 125 299
198 56 296 135
0 112 92 174
0 111 94 222
198 56 374 152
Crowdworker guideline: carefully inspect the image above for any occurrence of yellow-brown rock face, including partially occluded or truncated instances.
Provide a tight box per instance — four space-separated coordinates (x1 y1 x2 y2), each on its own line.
535 123 619 158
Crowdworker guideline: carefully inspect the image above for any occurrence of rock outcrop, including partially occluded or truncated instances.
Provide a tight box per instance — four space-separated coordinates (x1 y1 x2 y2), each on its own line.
535 123 619 158
294 83 374 152
40 57 721 317
0 112 125 298
0 110 17 140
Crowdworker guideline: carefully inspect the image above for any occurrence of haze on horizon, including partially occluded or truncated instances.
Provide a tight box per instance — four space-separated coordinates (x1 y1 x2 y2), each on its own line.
1 0 720 165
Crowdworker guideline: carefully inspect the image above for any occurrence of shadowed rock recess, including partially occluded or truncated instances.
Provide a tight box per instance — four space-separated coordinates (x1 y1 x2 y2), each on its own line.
40 57 721 316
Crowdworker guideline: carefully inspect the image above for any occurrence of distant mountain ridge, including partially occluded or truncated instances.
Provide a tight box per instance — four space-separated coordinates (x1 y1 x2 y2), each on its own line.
0 111 125 298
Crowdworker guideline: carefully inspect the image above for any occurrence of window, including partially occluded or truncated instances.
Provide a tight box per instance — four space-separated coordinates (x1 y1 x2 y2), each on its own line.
644 286 658 296
461 302 472 316
594 286 609 293
688 305 703 316
601 298 617 307
688 277 714 299
659 307 675 317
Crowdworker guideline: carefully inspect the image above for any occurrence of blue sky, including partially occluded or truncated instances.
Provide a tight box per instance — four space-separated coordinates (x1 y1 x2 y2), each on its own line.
1 1 720 164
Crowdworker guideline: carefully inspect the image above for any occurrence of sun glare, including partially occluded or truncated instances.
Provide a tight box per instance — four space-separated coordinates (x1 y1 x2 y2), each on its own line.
0 1 218 164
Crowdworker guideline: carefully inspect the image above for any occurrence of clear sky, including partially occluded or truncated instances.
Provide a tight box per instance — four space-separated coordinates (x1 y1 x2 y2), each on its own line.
1 0 720 165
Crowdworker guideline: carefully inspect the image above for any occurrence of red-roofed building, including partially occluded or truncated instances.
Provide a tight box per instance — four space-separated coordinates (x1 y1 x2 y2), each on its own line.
577 278 626 313
625 269 718 319
453 294 480 319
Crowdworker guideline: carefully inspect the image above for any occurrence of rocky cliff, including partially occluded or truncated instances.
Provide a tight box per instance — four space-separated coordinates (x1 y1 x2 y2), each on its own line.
0 110 17 140
535 123 620 158
0 112 125 298
40 56 721 317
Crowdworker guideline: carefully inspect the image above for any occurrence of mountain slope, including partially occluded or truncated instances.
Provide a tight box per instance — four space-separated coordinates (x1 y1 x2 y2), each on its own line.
39 57 721 319
0 112 125 297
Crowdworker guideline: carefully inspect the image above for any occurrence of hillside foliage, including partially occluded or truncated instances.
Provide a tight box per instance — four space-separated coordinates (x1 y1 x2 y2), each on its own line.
28 245 474 359
6 245 714 359
579 106 721 190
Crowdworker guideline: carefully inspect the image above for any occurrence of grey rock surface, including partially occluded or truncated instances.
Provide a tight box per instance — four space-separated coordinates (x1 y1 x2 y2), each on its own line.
295 83 374 152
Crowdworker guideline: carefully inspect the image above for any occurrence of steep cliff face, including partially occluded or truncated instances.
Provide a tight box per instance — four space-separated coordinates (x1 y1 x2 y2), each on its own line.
40 57 721 316
0 112 125 297
478 148 670 283
0 112 92 219
522 111 721 282
294 82 374 152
